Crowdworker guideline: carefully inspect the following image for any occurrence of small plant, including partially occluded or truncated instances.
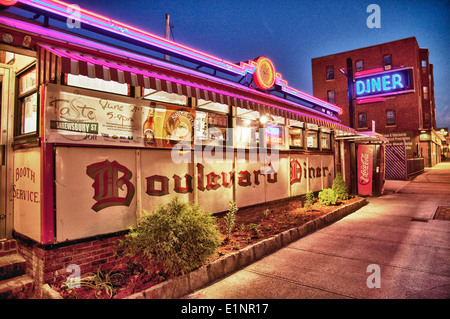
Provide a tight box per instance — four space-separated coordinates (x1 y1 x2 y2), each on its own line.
304 191 315 211
263 208 271 217
62 268 125 299
318 188 339 206
332 172 348 200
224 201 238 241
248 223 262 237
119 197 221 275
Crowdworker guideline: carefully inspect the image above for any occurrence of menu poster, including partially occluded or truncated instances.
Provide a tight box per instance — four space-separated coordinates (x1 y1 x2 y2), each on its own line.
143 103 195 148
45 84 146 147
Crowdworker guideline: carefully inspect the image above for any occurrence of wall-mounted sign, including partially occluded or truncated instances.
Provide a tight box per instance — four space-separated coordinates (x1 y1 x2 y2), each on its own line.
382 131 414 155
253 56 276 90
54 146 334 242
13 149 41 242
355 67 414 100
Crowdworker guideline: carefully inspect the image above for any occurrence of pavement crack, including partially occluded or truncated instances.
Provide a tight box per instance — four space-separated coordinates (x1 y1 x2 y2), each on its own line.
285 246 450 278
243 268 356 299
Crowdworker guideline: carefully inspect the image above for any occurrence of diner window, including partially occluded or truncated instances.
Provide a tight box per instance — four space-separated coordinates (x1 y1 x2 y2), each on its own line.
16 65 37 136
264 124 284 147
142 87 187 105
235 117 259 148
358 113 367 128
386 110 396 126
288 126 303 148
320 130 331 150
68 74 129 96
327 90 335 104
326 66 334 80
195 110 229 144
306 130 318 149
383 54 392 70
355 60 364 72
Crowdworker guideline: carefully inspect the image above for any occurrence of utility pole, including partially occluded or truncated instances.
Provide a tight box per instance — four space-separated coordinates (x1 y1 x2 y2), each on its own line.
164 13 170 61
346 58 354 128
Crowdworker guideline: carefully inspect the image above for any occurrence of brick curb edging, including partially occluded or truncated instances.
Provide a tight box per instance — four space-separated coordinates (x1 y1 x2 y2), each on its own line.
42 198 366 299
125 197 367 299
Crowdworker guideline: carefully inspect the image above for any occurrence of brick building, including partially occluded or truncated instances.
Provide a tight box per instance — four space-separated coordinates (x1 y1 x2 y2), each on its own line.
312 37 441 167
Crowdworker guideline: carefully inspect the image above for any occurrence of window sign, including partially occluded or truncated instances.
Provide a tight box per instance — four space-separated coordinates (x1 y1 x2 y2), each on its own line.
307 130 318 148
265 124 283 145
22 93 38 134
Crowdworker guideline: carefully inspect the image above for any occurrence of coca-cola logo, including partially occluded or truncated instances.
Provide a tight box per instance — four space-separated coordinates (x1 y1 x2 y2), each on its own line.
359 152 370 185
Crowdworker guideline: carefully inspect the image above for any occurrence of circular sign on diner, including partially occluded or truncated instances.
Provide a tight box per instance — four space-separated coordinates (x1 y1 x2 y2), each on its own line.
253 56 276 90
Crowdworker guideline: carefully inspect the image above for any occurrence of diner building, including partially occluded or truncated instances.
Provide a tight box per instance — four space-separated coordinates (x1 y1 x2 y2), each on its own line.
0 0 379 297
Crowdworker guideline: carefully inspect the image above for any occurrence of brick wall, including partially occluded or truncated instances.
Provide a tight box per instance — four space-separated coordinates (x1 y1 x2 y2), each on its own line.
311 37 430 134
16 233 125 298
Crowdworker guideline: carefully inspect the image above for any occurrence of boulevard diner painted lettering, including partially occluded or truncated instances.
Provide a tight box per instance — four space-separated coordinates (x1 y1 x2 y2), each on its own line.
357 145 373 196
355 67 414 99
54 147 334 242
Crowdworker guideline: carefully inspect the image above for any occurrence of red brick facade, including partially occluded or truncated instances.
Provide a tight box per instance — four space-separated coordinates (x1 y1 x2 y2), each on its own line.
311 37 440 166
16 233 125 298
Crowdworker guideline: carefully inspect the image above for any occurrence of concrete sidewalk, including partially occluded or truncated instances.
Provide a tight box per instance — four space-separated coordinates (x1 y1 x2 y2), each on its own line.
185 162 450 299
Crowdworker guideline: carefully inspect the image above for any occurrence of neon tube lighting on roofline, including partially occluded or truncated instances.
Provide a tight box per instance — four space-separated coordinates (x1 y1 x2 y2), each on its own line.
14 0 343 115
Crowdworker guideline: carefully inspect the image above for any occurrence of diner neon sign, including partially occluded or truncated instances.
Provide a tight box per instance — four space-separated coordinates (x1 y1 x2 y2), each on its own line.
355 68 414 99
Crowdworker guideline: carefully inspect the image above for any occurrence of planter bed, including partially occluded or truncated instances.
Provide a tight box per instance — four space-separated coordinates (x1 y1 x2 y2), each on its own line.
48 197 366 299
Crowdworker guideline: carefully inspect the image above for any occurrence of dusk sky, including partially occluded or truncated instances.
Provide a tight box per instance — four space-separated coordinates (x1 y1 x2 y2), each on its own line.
72 0 450 128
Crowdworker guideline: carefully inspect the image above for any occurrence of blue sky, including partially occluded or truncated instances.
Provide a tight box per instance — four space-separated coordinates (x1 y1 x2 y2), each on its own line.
72 0 450 128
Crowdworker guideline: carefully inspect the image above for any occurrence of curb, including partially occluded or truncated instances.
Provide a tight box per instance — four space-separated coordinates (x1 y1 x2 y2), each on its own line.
125 197 367 299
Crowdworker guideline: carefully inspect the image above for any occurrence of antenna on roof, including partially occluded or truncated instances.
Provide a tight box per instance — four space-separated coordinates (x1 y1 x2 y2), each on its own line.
164 14 170 61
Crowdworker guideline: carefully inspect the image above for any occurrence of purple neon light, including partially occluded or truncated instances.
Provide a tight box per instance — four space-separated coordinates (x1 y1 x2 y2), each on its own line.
39 43 340 124
15 0 342 114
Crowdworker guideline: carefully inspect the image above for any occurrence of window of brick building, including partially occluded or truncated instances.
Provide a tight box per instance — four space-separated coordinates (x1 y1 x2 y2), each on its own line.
326 66 334 80
327 90 335 104
386 110 396 126
356 60 364 72
358 113 367 128
423 86 429 100
383 54 392 70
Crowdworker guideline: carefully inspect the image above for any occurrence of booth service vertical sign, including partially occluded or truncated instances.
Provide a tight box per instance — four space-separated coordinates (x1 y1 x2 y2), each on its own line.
357 145 373 195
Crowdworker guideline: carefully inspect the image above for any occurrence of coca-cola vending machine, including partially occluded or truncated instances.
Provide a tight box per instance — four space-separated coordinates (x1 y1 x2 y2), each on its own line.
356 144 385 196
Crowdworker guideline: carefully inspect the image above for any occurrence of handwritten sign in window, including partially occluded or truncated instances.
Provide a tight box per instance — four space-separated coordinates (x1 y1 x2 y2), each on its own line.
45 84 146 147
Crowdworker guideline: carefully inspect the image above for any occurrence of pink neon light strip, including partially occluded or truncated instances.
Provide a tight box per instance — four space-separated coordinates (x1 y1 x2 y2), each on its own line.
354 68 385 78
356 97 385 104
16 0 342 115
39 44 340 123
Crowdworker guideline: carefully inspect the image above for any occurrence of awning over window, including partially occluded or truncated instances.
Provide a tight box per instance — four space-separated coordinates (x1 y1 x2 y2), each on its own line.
37 44 354 134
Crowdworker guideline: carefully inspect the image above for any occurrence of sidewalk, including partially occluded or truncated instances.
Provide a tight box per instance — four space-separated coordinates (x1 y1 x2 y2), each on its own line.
185 162 450 299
